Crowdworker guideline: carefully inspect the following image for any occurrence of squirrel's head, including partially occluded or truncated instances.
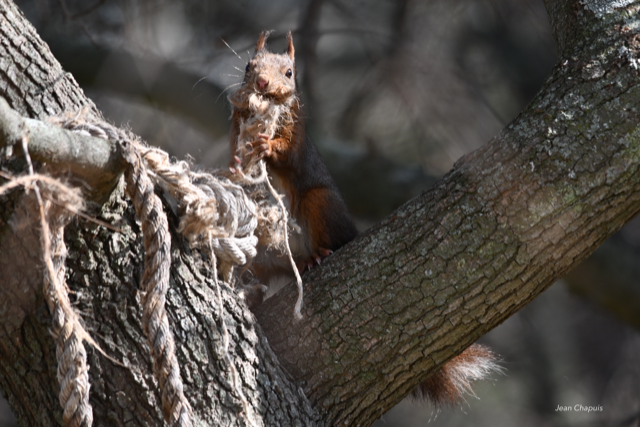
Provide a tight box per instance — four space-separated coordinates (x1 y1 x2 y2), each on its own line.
241 31 297 101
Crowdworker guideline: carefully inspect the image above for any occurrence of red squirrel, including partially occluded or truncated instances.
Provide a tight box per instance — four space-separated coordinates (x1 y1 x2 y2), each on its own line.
228 31 499 407
228 30 358 280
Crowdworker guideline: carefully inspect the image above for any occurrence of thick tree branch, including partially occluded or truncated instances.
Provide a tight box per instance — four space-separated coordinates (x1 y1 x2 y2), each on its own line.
0 97 124 203
257 2 640 425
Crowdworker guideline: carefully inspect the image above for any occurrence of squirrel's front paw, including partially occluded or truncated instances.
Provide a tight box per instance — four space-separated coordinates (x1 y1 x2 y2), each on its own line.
247 133 271 160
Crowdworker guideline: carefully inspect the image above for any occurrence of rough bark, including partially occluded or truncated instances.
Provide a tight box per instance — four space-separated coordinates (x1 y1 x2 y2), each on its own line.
0 2 97 121
0 1 639 427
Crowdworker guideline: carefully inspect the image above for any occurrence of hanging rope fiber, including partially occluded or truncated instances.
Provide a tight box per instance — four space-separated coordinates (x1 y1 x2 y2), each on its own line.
1 131 94 427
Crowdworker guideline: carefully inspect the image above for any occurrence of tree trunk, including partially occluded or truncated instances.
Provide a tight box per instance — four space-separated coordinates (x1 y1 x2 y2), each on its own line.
1 1 639 427
0 2 318 426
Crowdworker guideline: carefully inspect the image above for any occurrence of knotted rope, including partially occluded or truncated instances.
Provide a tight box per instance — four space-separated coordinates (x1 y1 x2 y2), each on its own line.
48 110 279 426
139 146 259 283
50 111 266 283
121 141 193 426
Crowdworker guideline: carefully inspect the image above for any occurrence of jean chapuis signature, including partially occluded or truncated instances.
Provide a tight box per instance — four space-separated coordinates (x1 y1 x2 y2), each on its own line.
555 405 603 412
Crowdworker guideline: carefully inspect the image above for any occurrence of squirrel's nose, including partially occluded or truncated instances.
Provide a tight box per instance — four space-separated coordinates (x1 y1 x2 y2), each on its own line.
256 77 269 90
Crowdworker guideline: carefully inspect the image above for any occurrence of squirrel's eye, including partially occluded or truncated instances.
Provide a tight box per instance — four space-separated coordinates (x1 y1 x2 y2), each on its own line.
245 63 250 72
285 69 293 78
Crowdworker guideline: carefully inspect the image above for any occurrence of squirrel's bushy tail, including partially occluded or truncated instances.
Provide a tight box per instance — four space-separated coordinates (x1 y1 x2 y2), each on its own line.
413 344 502 406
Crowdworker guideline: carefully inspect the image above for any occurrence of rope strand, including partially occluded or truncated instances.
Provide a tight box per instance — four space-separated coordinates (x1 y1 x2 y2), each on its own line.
121 141 193 427
19 132 93 427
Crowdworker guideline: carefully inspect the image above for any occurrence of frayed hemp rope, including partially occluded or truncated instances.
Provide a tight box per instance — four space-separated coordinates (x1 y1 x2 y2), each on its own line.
52 110 269 426
47 201 93 427
50 111 193 426
121 141 193 427
1 132 94 427
131 144 264 427
137 145 259 283
49 111 263 283
0 172 130 427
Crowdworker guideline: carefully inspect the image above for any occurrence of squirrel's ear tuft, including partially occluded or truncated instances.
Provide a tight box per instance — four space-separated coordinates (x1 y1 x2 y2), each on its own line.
286 31 295 61
255 30 273 52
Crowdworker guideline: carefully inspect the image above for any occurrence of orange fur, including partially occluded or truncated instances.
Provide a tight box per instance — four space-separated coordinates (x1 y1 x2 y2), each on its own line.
297 188 335 251
413 344 502 406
